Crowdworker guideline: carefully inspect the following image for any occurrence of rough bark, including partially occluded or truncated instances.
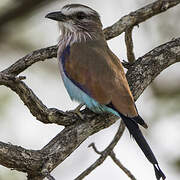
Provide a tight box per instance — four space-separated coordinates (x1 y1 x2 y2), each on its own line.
0 37 179 179
0 0 180 179
103 0 180 40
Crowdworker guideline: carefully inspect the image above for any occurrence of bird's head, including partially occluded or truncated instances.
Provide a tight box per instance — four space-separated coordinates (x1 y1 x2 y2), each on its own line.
45 4 103 39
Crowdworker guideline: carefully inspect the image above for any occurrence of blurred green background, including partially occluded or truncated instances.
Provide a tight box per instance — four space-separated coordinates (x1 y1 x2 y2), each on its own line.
0 0 180 179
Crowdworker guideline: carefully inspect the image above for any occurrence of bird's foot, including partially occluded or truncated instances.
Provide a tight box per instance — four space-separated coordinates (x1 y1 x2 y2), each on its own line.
122 60 134 69
68 104 84 119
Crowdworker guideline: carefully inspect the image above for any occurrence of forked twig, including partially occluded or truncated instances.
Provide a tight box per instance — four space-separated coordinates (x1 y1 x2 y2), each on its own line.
75 121 126 180
87 139 137 180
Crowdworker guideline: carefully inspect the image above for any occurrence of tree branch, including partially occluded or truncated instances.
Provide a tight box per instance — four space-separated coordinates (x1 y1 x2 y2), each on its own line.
1 0 178 79
1 38 180 127
2 0 179 77
75 121 125 180
125 27 135 63
103 0 180 40
0 72 77 126
0 1 179 178
0 141 42 174
1 45 57 76
110 151 137 180
75 124 136 180
127 37 180 100
0 37 179 179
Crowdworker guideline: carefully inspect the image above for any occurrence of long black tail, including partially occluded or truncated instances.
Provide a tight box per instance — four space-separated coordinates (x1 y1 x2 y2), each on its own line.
120 113 166 180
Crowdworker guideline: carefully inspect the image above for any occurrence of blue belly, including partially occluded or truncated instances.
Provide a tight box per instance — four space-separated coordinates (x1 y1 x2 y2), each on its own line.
62 72 119 116
59 44 119 117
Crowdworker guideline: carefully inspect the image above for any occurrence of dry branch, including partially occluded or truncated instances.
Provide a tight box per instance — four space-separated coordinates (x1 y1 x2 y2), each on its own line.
125 28 135 63
2 45 57 76
110 151 137 180
103 0 180 40
0 0 180 179
0 37 179 179
75 121 125 180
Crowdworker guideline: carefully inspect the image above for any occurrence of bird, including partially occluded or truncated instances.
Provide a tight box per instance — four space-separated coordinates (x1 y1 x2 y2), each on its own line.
45 4 166 180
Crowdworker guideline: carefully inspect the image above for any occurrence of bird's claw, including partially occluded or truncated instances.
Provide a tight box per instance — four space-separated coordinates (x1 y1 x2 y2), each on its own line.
122 60 134 69
68 104 84 119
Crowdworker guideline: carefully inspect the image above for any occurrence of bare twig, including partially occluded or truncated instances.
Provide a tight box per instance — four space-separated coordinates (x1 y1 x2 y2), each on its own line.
0 73 76 126
0 37 179 178
125 28 135 63
1 1 179 77
0 36 179 179
1 45 57 76
0 0 178 41
75 121 126 180
104 0 180 40
83 127 136 180
0 37 179 179
0 0 179 178
110 151 137 180
127 37 180 100
88 143 101 154
1 38 180 128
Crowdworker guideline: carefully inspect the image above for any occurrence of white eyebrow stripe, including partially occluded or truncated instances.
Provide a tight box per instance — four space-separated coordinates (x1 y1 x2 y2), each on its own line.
61 6 95 16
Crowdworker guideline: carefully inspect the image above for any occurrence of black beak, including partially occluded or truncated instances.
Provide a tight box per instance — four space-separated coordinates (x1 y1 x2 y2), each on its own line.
45 11 67 21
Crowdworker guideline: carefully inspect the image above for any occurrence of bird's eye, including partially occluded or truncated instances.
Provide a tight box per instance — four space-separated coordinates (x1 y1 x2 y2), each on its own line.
76 12 87 20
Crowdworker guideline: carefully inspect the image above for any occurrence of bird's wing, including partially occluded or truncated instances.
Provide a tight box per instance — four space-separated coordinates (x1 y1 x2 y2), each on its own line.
63 42 137 117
